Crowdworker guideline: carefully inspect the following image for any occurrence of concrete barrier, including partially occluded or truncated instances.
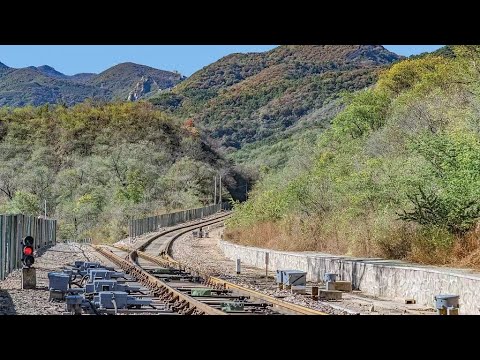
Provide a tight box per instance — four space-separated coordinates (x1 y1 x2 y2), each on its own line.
219 240 480 314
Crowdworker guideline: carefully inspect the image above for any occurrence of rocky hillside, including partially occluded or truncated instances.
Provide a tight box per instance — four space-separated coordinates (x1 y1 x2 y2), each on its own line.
89 62 185 100
0 62 184 107
150 45 403 156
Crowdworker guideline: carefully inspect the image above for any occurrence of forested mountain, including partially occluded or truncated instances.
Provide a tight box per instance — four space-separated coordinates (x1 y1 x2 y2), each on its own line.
0 46 401 169
0 62 184 107
150 45 402 169
0 102 242 242
89 62 184 100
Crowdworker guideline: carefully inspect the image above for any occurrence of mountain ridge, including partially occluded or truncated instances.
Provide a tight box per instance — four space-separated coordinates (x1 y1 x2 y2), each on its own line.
151 45 403 158
0 61 184 106
0 45 403 164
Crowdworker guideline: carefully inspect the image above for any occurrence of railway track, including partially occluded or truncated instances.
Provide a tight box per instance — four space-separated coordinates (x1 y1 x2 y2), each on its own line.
94 212 326 315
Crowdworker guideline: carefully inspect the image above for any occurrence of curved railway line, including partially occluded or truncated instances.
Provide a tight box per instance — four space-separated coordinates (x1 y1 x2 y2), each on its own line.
93 212 326 315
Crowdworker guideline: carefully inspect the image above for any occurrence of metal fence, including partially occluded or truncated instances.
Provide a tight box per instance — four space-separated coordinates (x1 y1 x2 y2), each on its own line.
129 202 231 238
0 214 57 280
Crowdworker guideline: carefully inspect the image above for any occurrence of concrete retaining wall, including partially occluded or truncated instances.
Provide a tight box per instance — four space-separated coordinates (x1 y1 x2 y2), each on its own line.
219 240 480 314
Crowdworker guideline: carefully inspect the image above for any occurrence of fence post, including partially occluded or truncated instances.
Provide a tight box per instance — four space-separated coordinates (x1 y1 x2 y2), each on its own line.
0 215 4 280
6 216 12 274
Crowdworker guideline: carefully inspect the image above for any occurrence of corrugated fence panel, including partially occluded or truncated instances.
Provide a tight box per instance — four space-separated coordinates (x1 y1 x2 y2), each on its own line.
129 202 231 238
0 214 57 280
7 216 13 275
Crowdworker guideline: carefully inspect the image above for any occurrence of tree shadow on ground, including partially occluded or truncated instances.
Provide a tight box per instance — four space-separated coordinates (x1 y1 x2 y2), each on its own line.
0 290 17 315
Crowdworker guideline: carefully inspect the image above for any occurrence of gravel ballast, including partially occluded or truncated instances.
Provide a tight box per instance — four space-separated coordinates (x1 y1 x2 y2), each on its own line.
0 243 104 315
171 227 435 315
170 228 352 315
1 219 434 315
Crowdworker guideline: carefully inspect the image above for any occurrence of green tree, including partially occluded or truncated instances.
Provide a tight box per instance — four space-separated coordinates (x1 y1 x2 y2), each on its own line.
6 191 41 215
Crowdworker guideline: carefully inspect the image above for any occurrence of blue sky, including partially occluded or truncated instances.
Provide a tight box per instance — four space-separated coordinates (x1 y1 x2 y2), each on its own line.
0 45 442 77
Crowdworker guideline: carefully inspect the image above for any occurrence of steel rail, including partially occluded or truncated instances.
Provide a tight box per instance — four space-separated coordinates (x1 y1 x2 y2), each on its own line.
161 218 228 257
130 236 327 315
159 219 327 315
141 250 326 315
205 276 326 315
138 212 231 252
93 245 225 315
107 212 327 315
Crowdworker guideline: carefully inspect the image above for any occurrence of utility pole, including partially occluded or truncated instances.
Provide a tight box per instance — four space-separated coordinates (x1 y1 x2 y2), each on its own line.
214 176 217 205
44 200 47 218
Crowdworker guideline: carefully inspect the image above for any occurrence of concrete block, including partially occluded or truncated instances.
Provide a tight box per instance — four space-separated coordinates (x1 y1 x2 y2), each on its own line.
447 308 459 315
49 290 65 302
22 267 36 289
326 281 336 291
437 308 447 315
334 281 352 292
291 285 306 295
319 289 342 301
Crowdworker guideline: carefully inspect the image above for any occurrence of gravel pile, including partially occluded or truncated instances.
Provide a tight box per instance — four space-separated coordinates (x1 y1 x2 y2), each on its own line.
171 228 350 315
0 243 104 315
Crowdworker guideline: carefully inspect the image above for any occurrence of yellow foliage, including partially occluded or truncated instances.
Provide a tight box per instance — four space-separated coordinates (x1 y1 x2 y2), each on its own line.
376 55 450 96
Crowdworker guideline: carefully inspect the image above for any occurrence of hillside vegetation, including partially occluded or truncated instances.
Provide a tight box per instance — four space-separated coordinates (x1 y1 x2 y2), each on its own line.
0 62 184 107
0 102 237 242
90 62 184 100
151 45 402 169
227 46 480 268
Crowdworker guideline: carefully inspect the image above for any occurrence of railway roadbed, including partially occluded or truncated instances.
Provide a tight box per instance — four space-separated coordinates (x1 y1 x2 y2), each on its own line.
171 227 436 315
1 213 434 315
0 243 106 315
103 212 326 315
